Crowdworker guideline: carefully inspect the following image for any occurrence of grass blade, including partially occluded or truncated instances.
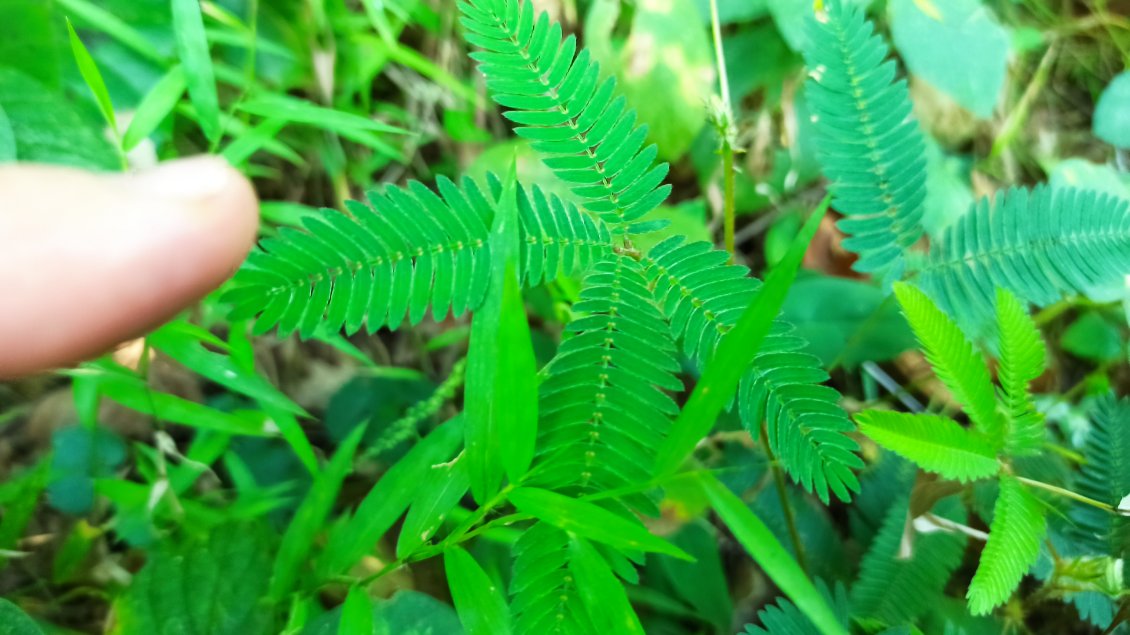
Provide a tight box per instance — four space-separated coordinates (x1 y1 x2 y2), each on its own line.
655 198 829 475
66 19 116 135
321 419 464 576
508 487 692 561
697 472 848 635
122 65 187 151
465 164 538 502
270 422 367 600
569 537 646 635
171 0 221 143
445 547 511 635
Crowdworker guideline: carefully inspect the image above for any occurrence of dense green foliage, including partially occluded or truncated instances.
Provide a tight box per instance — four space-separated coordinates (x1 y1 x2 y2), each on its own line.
2 0 1130 633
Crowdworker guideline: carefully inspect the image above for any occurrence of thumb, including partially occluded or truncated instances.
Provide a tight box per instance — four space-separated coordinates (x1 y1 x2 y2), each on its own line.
0 156 259 378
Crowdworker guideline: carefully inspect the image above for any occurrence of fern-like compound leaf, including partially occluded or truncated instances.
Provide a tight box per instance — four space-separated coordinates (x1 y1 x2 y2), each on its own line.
803 0 927 279
994 288 1046 456
855 411 999 483
643 237 863 503
458 0 671 229
967 475 1046 615
851 495 967 625
530 255 683 506
510 522 598 635
1072 394 1130 559
894 283 1003 443
920 185 1130 318
743 581 850 635
224 177 612 338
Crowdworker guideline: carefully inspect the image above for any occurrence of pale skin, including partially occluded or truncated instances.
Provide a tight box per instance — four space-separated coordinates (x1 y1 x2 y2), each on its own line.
0 156 260 379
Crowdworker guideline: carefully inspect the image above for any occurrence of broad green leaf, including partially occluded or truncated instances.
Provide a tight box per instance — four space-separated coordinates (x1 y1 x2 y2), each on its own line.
171 0 221 143
1095 72 1130 149
301 591 459 635
585 0 711 159
889 0 1009 118
656 199 827 474
123 65 187 151
340 586 375 635
569 537 646 635
781 275 915 369
659 521 733 633
66 18 117 134
967 475 1046 615
893 283 1003 442
321 419 464 576
114 525 271 635
0 598 44 635
508 487 692 560
698 473 848 635
236 95 408 135
855 411 1000 482
0 68 117 169
994 289 1046 455
271 423 367 600
1061 311 1124 363
46 425 125 514
465 163 538 502
396 456 470 558
444 547 511 635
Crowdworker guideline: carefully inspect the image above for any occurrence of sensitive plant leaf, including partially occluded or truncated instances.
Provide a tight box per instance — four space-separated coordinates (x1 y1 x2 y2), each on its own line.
0 104 14 161
529 253 683 509
994 289 1046 455
569 537 646 635
851 496 968 624
340 586 376 635
893 283 1003 442
466 166 538 502
171 0 221 143
743 581 851 635
321 419 464 576
270 423 367 600
919 186 1130 318
66 18 117 135
697 473 848 635
396 456 470 558
855 410 1000 482
967 475 1046 615
655 199 827 476
123 65 187 151
0 599 44 635
803 1 927 278
1072 394 1130 559
114 526 271 635
508 487 692 560
458 0 673 228
445 547 512 635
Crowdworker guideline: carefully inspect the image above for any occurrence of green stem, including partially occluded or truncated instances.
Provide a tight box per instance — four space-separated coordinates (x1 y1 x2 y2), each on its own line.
723 144 736 262
1015 475 1124 514
762 425 807 574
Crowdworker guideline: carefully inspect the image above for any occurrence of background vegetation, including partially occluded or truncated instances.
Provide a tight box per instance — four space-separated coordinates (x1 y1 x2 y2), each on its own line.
1 0 1129 633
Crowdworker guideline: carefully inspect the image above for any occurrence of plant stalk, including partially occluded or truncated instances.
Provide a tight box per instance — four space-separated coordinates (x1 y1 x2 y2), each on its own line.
762 424 808 574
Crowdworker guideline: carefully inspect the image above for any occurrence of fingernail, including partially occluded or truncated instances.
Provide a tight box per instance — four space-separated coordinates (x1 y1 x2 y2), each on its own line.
129 156 235 201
